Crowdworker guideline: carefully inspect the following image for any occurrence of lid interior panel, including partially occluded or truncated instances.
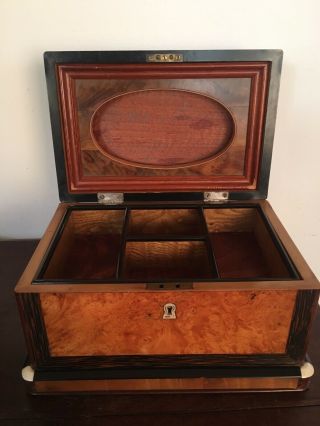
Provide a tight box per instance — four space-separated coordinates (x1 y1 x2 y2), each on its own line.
55 60 271 194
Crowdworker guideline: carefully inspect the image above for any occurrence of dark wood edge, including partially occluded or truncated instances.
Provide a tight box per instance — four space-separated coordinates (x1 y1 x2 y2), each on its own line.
258 51 283 198
29 377 301 395
56 191 274 204
44 50 284 64
286 290 320 361
33 364 302 380
43 49 282 201
33 354 305 371
15 293 50 369
297 377 311 391
199 207 220 278
117 208 129 279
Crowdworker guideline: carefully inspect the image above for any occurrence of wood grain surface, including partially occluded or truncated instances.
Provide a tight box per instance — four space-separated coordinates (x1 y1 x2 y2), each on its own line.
127 208 205 235
70 209 125 234
204 207 256 232
14 200 320 292
33 377 300 394
40 290 297 357
57 62 269 192
41 205 292 281
122 240 213 280
205 207 291 278
43 209 124 279
90 89 235 168
211 232 271 278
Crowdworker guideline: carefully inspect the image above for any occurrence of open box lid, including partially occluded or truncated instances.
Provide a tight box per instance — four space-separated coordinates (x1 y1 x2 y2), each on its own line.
44 50 282 202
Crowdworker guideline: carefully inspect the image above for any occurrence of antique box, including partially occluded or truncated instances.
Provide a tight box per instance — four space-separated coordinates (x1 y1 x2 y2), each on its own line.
15 50 319 394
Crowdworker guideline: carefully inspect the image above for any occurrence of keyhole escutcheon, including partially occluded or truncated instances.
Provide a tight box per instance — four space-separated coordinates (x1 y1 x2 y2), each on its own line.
163 303 176 319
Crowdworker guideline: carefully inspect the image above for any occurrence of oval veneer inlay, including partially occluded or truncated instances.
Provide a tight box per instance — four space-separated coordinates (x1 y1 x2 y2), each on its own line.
90 89 235 168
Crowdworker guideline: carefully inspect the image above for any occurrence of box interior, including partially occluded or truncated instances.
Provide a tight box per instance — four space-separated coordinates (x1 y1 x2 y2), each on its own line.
38 206 297 283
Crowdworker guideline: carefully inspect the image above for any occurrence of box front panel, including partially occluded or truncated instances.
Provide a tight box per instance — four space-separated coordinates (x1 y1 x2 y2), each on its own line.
40 290 297 357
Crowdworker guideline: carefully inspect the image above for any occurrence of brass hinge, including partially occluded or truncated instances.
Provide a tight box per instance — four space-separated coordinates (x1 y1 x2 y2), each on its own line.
146 53 183 63
204 192 229 203
97 193 124 205
97 192 228 204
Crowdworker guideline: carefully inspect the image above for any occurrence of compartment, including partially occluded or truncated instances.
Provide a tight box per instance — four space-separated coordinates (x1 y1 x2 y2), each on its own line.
127 208 205 236
204 208 293 279
42 210 125 279
38 205 296 283
122 240 214 281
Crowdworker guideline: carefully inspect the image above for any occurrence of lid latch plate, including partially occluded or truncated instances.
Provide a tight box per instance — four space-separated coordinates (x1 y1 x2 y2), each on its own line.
97 193 124 205
204 192 229 203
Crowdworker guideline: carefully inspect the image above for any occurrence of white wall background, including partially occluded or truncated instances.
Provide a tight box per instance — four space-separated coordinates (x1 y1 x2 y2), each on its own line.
1 0 319 278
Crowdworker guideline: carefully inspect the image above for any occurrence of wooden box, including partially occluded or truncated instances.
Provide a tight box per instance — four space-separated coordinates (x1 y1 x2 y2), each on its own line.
15 50 319 394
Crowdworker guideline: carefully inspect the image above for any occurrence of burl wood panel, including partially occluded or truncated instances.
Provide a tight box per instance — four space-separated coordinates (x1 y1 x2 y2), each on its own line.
57 63 269 192
127 208 205 235
40 290 297 356
122 241 213 280
90 89 235 168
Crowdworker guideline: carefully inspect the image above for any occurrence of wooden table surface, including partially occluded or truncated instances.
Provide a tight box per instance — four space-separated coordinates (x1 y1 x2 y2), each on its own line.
1 239 320 426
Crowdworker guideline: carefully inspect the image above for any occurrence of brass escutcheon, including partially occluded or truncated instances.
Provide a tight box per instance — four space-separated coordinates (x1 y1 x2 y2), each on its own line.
163 303 176 319
147 53 183 62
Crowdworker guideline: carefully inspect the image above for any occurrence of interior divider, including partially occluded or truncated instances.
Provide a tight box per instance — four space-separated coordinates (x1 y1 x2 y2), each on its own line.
116 207 130 280
125 234 208 241
117 207 219 282
200 207 220 279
